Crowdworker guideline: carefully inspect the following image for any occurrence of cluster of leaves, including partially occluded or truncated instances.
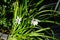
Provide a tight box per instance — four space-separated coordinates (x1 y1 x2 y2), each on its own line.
0 0 60 40
0 0 14 30
7 0 60 40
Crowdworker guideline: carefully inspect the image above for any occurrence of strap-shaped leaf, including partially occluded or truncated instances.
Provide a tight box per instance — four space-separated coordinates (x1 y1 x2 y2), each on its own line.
35 27 50 32
35 0 44 7
29 32 56 39
39 3 56 11
34 10 58 17
40 20 60 25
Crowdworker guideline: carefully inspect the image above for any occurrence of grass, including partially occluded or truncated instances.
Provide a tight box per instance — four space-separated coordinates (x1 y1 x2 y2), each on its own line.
0 0 60 40
8 0 60 40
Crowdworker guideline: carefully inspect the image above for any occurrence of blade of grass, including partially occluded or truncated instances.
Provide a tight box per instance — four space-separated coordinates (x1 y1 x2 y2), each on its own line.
35 27 50 32
40 20 60 25
35 0 44 7
34 10 58 17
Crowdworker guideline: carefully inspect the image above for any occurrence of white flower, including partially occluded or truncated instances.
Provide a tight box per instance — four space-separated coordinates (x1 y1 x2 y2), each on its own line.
31 18 40 26
16 16 21 24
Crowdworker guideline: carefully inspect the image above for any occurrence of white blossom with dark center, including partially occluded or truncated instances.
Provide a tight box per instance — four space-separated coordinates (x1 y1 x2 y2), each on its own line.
16 16 21 24
31 18 40 26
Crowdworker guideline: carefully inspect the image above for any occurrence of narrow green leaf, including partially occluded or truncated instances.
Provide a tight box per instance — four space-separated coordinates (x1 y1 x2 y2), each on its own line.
35 27 50 32
40 20 60 25
34 10 58 17
35 0 44 7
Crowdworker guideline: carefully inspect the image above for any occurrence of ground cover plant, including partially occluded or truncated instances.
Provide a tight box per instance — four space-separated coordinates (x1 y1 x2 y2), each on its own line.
0 0 60 40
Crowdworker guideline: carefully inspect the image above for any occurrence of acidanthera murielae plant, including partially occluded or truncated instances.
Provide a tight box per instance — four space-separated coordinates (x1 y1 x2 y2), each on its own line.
8 0 60 40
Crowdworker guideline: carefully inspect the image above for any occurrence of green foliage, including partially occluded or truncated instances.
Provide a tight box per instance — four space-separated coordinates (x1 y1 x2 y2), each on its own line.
0 0 60 40
8 0 60 40
0 5 11 28
0 0 13 29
